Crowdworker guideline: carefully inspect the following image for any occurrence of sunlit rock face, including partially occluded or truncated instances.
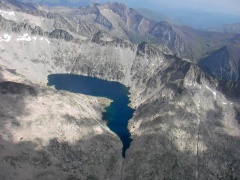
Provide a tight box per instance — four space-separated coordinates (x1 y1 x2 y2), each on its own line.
0 0 240 179
124 63 240 179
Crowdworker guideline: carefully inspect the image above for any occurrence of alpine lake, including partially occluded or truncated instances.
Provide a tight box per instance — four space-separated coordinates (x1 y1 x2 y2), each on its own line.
47 74 135 157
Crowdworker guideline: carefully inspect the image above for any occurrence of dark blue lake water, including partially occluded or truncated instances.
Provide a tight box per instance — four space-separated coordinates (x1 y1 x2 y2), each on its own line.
47 74 135 157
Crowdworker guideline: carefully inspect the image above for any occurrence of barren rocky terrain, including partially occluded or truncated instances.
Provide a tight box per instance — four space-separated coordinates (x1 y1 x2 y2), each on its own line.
0 0 240 179
0 66 123 180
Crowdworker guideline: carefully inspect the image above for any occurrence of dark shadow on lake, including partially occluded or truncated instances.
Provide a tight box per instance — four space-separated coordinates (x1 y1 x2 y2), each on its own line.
47 74 135 157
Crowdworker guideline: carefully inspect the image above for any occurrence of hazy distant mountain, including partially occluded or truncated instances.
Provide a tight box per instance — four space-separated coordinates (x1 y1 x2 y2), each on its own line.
165 9 240 29
55 2 236 62
135 8 184 26
230 34 240 44
14 0 90 7
208 23 240 33
0 0 38 10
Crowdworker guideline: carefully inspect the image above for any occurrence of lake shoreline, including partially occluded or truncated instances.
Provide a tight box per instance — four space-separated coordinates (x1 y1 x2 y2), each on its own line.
48 74 135 157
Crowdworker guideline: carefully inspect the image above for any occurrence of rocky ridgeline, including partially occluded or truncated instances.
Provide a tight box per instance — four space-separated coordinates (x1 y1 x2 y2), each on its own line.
91 30 134 49
0 0 99 38
49 29 73 42
0 15 70 40
61 2 238 63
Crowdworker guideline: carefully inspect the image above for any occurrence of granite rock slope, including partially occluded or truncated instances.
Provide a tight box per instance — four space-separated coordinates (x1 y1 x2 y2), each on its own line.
0 1 240 179
0 67 123 180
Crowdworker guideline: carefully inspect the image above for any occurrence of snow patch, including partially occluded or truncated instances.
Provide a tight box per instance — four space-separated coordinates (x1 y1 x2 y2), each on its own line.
205 85 216 99
16 33 31 42
212 91 216 97
0 34 12 42
0 10 15 20
186 81 201 89
32 37 37 41
45 38 50 44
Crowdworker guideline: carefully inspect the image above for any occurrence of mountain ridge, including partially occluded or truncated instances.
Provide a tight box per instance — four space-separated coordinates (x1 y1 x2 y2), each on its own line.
57 2 238 62
199 45 240 80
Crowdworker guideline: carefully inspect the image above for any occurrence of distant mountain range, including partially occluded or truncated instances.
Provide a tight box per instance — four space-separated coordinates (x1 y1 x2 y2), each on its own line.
14 0 240 29
208 23 240 34
11 0 90 7
135 8 185 26
1 0 240 74
58 2 239 62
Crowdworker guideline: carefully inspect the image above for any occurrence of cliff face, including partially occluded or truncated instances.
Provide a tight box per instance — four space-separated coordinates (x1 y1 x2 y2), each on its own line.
0 1 240 179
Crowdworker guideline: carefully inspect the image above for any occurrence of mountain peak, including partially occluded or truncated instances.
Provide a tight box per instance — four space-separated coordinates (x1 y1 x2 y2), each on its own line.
107 2 128 9
199 45 240 80
106 2 130 19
